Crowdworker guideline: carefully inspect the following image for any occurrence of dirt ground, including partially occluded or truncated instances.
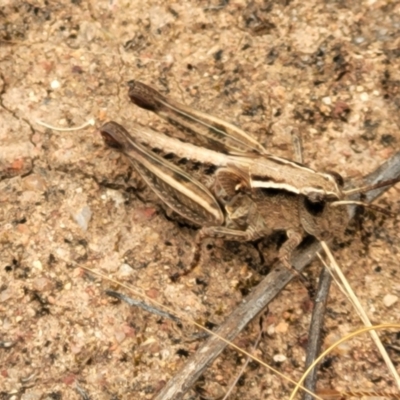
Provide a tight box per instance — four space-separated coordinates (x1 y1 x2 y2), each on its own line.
1 0 400 399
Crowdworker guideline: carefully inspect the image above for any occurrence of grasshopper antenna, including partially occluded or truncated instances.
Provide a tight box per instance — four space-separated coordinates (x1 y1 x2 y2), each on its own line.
331 200 396 217
343 177 400 195
335 177 400 217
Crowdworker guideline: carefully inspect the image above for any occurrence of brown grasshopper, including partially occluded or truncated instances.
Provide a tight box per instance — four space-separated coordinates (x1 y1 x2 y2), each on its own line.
99 81 392 277
98 83 347 276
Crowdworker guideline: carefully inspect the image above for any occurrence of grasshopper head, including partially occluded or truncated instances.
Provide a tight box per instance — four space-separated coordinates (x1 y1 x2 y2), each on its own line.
303 170 345 203
299 196 349 241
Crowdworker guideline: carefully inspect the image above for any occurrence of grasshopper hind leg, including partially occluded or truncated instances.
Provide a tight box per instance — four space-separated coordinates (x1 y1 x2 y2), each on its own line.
171 224 261 281
169 234 204 282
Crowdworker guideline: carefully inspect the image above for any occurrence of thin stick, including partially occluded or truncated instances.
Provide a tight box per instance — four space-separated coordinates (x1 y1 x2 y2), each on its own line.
302 267 332 400
154 151 400 400
105 290 182 324
36 118 95 131
291 129 304 164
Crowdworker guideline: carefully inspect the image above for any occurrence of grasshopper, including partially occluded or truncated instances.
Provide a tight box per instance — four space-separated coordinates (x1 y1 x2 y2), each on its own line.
99 81 392 277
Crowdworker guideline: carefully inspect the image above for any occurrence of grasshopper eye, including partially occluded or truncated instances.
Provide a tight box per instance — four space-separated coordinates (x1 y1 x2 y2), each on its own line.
303 197 326 216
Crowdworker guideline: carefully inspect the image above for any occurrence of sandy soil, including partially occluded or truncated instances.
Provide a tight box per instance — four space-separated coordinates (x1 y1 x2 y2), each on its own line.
0 0 400 399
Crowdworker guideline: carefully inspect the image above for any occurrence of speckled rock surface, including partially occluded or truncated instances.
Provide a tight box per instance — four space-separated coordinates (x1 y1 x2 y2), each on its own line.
1 1 400 399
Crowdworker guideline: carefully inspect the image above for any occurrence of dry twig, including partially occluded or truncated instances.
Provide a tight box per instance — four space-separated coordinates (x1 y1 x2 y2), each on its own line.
302 267 332 400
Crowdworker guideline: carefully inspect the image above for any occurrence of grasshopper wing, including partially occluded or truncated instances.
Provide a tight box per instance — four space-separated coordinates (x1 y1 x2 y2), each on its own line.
127 80 268 156
100 121 225 227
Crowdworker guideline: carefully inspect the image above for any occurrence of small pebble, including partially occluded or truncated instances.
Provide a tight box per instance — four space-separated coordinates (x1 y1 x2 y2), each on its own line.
22 175 47 192
0 288 13 303
275 321 289 334
267 325 275 336
50 79 60 90
162 53 175 69
145 288 159 299
32 277 53 292
32 260 43 270
73 205 92 231
360 92 369 102
118 263 134 277
354 36 365 44
383 294 398 308
106 189 125 205
273 354 287 363
1 341 14 348
322 96 331 105
114 330 126 343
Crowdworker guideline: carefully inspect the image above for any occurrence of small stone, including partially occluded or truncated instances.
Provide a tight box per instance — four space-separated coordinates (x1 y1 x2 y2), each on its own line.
322 96 331 105
117 263 134 277
147 231 160 243
0 288 13 303
123 324 136 338
275 321 289 334
114 330 126 343
32 277 53 292
145 288 159 299
22 174 47 192
162 53 175 69
354 36 365 45
50 79 60 90
267 325 275 336
32 260 43 270
141 337 157 346
273 354 286 363
383 294 398 308
1 341 14 348
73 205 92 231
360 92 369 102
132 207 157 221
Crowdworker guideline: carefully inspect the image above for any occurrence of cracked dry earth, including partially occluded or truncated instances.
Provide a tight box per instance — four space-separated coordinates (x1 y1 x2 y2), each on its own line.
1 1 400 399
